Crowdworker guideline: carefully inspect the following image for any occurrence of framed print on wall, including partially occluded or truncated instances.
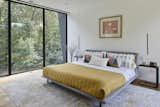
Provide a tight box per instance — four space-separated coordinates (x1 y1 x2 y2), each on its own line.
99 15 122 38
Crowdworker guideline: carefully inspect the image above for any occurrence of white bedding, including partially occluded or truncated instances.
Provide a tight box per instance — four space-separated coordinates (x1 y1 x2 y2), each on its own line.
72 61 136 82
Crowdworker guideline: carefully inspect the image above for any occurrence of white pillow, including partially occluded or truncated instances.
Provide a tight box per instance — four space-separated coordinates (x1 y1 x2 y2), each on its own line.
117 56 136 69
125 59 137 69
117 58 123 67
89 56 109 67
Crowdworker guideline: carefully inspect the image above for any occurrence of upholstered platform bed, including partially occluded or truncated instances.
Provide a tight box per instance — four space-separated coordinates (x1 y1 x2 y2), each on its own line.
43 50 138 107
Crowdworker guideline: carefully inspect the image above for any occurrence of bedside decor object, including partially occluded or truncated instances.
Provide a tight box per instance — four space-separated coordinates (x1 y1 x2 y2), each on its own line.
68 43 77 62
146 33 149 55
99 15 122 38
142 33 152 65
150 62 157 67
138 64 159 88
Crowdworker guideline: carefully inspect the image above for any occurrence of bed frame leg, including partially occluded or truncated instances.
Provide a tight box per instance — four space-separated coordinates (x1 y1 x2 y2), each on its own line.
99 101 105 107
99 102 102 107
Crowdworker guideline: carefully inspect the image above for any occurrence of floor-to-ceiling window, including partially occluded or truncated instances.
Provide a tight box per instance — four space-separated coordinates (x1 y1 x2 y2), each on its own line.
11 3 43 73
45 10 67 65
0 0 67 76
0 0 8 76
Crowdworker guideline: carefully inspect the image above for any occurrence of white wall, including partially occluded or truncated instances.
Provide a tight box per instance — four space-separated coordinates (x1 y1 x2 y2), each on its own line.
68 0 160 82
68 0 160 64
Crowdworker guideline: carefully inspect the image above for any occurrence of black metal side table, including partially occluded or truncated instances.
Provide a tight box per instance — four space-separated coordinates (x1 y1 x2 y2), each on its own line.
138 64 159 88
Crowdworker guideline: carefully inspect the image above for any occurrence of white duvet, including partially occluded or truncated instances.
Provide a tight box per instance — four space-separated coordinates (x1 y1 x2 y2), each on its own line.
72 61 136 82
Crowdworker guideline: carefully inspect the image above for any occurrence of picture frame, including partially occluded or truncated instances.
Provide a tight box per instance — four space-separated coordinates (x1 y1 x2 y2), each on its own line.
99 15 122 38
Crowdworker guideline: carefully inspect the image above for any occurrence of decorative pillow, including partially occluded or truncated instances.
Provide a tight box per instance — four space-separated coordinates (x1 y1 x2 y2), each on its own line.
84 51 106 63
107 53 136 69
89 56 109 67
84 55 91 63
107 56 119 67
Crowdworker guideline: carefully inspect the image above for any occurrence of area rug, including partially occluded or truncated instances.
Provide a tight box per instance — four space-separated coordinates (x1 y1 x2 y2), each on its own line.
0 70 160 107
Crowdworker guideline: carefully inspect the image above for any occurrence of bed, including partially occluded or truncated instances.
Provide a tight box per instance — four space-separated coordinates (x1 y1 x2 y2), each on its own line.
43 50 138 107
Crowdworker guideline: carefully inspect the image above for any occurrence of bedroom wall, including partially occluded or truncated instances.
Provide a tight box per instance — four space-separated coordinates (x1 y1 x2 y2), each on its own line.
68 0 160 64
67 0 160 82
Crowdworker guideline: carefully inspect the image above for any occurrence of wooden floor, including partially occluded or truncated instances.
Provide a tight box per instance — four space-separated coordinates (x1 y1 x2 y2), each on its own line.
132 79 160 91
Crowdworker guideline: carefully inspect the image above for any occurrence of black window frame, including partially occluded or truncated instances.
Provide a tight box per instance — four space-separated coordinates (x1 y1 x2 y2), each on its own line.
0 0 67 76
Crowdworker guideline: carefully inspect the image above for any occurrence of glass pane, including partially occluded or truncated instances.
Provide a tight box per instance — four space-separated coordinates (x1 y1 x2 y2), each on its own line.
0 0 8 76
45 10 67 65
11 3 43 73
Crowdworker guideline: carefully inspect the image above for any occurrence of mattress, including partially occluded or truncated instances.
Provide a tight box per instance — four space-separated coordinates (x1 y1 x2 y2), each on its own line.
43 63 125 100
72 61 136 82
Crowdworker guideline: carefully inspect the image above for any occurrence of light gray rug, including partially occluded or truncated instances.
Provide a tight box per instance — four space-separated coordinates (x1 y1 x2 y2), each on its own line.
0 70 160 107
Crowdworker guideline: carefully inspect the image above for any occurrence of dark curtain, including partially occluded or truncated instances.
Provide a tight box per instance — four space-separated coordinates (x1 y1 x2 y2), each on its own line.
58 13 67 62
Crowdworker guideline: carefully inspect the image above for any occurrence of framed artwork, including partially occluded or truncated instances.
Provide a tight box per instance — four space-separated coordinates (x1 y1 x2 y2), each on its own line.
99 15 122 38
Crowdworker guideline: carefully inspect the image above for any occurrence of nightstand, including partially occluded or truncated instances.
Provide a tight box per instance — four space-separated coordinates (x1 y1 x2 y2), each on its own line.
138 64 159 88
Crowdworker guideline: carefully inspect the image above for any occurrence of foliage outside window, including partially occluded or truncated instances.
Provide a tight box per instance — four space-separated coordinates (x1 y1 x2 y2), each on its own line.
0 1 67 76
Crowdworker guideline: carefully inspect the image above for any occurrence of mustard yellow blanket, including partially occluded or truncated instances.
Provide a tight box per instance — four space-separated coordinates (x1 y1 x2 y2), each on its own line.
43 63 125 100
